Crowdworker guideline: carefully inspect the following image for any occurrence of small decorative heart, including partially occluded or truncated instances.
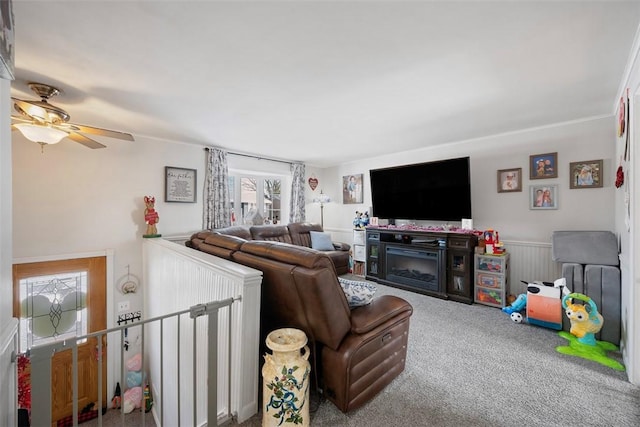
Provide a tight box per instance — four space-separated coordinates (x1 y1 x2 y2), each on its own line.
308 177 318 191
616 165 624 188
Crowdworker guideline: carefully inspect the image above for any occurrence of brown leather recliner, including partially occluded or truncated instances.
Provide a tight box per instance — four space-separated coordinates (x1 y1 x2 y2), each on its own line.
189 233 413 412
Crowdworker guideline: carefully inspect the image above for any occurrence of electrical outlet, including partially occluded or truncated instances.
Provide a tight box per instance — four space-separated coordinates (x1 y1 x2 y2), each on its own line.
118 301 130 312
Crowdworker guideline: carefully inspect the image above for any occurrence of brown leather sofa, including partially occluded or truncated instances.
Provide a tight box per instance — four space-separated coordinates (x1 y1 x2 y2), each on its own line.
188 222 351 274
186 231 414 413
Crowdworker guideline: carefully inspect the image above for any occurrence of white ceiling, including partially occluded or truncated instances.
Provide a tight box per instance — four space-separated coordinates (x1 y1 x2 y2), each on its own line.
9 1 640 167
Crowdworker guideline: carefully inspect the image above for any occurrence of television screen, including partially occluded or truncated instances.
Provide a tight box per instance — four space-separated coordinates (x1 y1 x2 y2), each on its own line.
369 157 472 222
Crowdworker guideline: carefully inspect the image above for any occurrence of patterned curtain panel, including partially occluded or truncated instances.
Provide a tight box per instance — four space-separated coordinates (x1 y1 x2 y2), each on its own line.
289 162 306 223
204 148 231 230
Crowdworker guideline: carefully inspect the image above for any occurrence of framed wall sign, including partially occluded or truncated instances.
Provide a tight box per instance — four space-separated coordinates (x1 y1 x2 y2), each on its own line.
165 166 197 203
569 159 603 189
529 152 558 179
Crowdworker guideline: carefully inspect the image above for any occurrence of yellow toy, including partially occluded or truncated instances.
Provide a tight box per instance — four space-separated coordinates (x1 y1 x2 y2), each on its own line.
556 292 623 371
562 293 603 346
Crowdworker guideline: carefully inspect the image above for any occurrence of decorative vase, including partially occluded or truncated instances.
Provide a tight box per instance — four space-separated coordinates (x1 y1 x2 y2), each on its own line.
262 328 311 427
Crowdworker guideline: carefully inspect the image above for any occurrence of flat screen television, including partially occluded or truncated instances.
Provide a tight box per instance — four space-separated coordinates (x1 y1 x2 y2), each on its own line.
369 157 472 222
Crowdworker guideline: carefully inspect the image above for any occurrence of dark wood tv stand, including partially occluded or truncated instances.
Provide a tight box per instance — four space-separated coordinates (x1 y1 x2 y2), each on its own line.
365 227 478 304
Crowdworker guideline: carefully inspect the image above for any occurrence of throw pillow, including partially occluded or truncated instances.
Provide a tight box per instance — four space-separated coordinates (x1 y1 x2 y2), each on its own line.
309 231 334 251
338 277 377 307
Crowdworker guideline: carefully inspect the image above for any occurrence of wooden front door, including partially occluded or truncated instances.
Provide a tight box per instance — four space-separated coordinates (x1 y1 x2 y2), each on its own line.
13 256 107 424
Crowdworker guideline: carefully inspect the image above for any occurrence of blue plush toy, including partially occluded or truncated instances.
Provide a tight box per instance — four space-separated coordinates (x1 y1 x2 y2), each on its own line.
360 212 369 227
502 293 527 317
353 211 363 228
353 211 370 228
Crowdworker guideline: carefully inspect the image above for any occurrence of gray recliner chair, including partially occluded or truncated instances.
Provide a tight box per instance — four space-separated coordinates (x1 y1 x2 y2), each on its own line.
551 231 621 345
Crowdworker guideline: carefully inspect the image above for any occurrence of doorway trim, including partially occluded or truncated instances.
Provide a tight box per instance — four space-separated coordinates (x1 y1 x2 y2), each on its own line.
13 249 116 399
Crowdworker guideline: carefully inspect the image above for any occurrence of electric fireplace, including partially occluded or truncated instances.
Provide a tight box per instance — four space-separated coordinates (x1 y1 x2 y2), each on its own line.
385 245 444 293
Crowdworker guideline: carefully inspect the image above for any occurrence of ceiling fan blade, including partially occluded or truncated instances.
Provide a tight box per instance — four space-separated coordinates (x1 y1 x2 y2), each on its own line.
13 84 133 147
68 123 135 141
67 132 107 149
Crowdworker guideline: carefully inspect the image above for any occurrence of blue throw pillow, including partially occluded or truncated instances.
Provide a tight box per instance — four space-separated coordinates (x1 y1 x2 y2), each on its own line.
310 231 334 251
338 277 376 307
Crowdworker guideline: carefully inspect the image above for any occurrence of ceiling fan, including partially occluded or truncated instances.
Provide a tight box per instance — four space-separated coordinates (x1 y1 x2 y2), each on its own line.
11 82 134 150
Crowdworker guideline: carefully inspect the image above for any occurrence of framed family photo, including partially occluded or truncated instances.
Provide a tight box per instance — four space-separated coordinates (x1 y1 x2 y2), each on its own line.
569 159 603 189
529 184 558 210
343 174 363 204
497 168 522 193
529 152 558 179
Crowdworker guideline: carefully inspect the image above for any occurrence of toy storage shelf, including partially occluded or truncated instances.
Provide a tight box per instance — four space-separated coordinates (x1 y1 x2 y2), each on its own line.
352 229 366 276
474 253 510 308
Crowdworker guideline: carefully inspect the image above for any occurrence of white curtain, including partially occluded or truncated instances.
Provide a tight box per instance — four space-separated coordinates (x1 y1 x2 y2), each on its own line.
204 147 231 229
289 162 306 223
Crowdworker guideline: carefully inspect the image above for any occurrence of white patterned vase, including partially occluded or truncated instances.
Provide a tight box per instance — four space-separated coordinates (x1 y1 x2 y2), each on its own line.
262 328 310 427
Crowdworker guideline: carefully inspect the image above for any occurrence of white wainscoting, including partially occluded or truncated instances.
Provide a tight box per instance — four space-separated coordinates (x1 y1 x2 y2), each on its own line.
143 239 262 425
502 240 563 296
0 319 18 427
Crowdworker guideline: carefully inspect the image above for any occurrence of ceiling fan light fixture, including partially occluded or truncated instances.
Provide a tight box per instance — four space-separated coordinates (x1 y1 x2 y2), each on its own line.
18 103 47 121
15 123 68 145
11 82 134 149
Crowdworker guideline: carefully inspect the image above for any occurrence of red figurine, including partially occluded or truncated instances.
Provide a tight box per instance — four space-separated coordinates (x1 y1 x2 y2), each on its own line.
143 196 160 237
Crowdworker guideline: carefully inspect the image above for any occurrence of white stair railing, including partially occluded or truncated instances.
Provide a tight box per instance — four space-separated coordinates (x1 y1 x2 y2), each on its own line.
26 297 239 427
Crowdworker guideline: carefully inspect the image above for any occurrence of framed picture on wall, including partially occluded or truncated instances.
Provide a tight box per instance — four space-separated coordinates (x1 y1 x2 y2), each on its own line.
529 184 558 210
569 159 603 189
497 167 522 193
0 0 15 80
165 166 197 203
529 152 558 179
342 174 363 204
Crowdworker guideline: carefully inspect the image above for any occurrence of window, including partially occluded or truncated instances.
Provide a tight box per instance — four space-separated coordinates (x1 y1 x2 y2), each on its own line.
264 178 282 224
18 271 88 352
229 174 285 225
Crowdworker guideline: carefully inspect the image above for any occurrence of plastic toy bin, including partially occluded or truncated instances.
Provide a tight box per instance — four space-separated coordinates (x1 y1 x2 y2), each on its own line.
476 256 504 273
475 286 504 307
476 273 501 288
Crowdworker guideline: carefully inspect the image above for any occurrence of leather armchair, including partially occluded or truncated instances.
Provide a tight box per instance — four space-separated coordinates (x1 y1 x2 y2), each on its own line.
230 240 413 412
186 233 413 412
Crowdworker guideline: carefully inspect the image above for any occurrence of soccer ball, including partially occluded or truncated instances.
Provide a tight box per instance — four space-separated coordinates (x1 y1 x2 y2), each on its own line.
510 312 524 323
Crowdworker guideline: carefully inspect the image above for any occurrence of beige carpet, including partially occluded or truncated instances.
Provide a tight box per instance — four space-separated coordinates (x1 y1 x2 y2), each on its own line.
233 280 639 426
